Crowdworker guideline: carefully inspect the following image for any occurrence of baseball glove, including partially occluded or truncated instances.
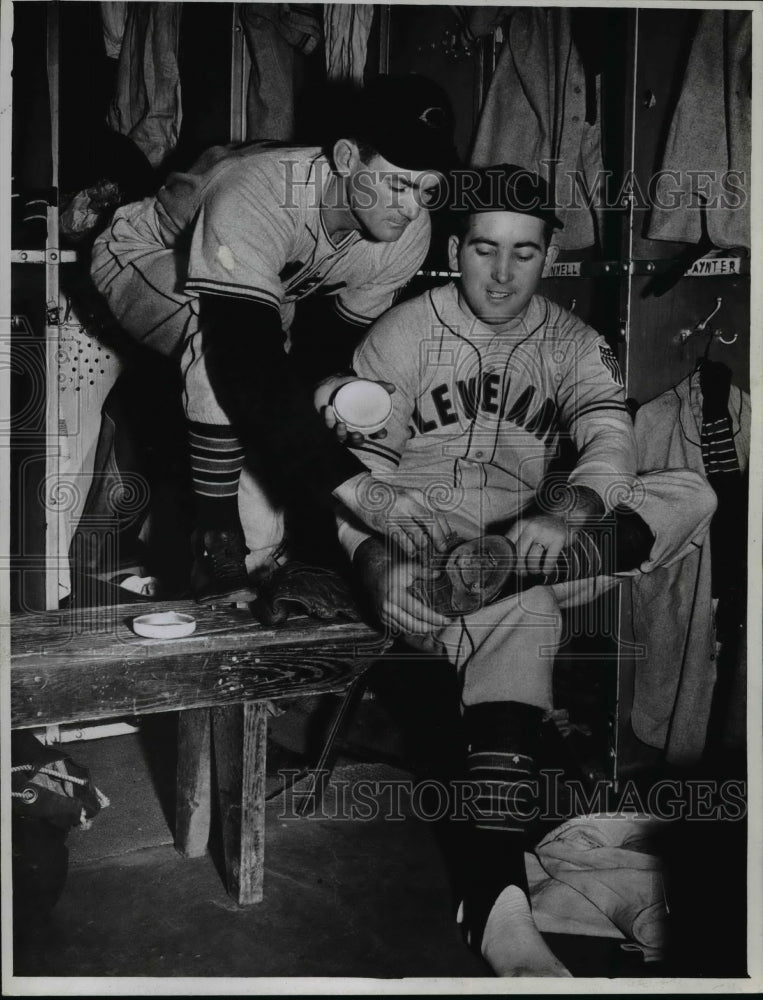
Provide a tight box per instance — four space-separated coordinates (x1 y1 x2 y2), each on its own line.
251 562 362 627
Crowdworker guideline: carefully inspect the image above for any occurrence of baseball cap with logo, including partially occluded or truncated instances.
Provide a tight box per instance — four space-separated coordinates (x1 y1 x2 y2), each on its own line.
350 74 459 174
454 163 564 229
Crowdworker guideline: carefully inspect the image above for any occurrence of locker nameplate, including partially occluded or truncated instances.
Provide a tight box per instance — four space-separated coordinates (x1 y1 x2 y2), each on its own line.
684 257 743 277
548 262 582 278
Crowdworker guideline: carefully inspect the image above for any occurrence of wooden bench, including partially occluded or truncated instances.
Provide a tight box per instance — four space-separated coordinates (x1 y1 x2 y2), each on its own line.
11 599 389 904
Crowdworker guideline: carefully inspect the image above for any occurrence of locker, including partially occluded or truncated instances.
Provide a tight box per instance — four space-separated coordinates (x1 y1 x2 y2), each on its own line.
6 3 754 981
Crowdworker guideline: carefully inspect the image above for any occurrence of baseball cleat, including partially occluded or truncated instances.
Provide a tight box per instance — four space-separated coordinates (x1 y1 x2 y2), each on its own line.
411 535 517 617
410 507 656 618
191 528 258 604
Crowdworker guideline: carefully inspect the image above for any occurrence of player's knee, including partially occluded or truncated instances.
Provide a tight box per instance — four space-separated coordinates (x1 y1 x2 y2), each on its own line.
515 585 562 626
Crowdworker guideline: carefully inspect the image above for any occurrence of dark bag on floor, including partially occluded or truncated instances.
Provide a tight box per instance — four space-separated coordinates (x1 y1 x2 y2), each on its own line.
12 732 109 939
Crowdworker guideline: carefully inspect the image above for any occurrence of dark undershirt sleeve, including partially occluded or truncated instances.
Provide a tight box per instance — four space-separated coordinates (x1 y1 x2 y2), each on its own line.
199 293 365 500
288 296 369 388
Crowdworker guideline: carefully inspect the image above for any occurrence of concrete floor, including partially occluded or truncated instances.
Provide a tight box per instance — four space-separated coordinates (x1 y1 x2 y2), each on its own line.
17 782 488 977
12 691 740 982
12 717 491 979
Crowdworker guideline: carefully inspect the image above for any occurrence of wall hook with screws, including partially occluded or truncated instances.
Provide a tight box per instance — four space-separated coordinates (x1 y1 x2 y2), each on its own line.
696 296 722 331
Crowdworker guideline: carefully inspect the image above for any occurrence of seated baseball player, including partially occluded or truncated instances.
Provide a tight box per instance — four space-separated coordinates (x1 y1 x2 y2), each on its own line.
324 165 717 975
90 75 457 602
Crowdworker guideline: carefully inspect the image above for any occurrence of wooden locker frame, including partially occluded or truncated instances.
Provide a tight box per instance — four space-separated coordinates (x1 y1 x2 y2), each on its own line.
43 1 61 610
230 4 249 143
612 8 642 789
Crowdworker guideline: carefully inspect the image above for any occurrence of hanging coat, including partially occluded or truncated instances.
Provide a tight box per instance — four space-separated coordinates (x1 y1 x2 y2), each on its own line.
100 1 128 60
470 8 604 250
646 10 752 249
240 4 321 142
630 370 750 765
106 2 183 169
323 5 374 85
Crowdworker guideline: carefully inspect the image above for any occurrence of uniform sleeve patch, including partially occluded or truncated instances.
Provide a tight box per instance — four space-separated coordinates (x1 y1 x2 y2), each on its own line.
599 345 624 386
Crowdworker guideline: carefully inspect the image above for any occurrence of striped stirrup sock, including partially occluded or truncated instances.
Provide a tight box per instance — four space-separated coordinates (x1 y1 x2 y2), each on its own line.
701 415 740 477
459 701 544 952
469 749 537 837
187 421 245 530
516 505 656 590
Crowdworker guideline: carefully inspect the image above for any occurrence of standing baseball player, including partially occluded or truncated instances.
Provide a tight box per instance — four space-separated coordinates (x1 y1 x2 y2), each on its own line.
327 165 716 975
90 75 457 601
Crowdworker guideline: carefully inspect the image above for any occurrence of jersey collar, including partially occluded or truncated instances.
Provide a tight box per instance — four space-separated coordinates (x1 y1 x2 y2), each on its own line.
444 282 541 340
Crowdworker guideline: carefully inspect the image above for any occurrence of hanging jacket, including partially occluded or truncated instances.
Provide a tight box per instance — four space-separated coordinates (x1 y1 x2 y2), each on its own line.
106 2 183 169
646 10 752 249
323 4 374 84
100 1 128 60
630 369 750 765
470 8 604 250
240 3 321 142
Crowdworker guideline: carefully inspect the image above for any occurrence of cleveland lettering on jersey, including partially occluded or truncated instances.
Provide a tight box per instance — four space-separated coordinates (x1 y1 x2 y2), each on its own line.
339 283 635 543
411 373 559 445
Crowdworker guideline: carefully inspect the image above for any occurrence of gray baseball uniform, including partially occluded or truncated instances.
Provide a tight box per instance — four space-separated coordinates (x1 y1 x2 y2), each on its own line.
337 283 716 708
90 142 431 564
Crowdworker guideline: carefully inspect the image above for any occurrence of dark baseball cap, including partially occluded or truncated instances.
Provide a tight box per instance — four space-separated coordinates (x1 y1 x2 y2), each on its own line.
348 74 460 174
453 164 564 229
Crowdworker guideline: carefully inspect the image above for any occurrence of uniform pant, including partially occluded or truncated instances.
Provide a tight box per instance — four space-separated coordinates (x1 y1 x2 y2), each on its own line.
91 199 285 567
406 469 717 710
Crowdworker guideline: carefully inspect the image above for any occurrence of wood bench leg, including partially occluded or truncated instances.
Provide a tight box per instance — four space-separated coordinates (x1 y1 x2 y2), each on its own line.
175 708 212 858
212 701 268 905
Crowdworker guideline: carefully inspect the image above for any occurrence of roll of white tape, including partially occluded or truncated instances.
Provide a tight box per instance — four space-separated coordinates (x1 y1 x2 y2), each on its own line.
331 379 392 434
132 611 197 639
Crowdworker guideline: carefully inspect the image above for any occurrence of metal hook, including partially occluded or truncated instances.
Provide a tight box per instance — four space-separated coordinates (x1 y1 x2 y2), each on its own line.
716 329 738 345
696 297 722 331
569 298 577 313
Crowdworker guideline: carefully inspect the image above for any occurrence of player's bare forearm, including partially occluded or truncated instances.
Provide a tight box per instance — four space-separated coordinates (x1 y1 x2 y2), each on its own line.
289 297 369 385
